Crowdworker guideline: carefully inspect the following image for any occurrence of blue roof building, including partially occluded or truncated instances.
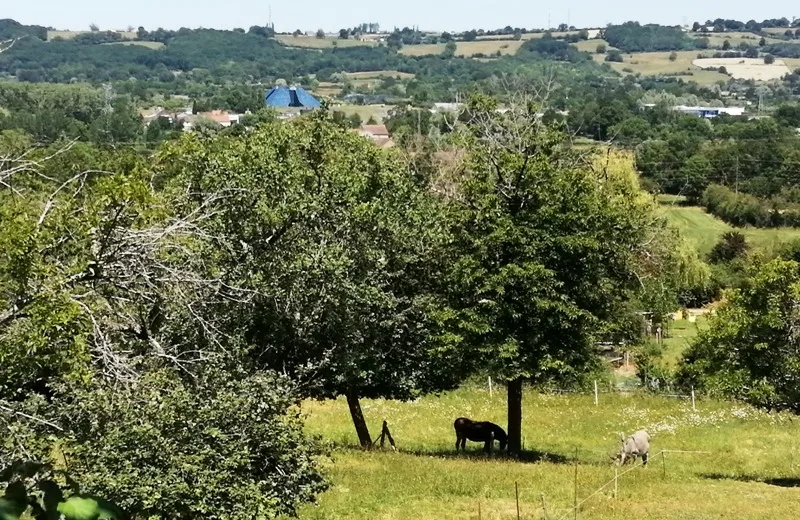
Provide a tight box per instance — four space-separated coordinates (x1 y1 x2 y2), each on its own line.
265 86 321 109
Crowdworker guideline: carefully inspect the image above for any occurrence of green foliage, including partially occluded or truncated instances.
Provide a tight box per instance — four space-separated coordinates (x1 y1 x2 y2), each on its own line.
443 95 665 386
519 38 590 63
709 231 749 263
605 49 623 62
0 462 124 520
156 116 462 403
56 369 326 519
604 22 694 52
679 259 800 413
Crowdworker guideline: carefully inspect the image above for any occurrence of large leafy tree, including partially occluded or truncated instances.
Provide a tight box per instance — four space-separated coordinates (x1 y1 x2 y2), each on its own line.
679 259 800 413
441 95 667 455
0 141 327 517
156 114 462 446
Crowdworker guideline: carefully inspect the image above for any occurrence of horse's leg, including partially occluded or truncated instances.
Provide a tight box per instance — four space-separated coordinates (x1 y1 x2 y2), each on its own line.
460 438 466 451
455 435 461 452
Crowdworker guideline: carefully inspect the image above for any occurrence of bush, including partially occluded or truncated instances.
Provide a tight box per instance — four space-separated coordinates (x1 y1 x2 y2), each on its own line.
708 231 749 263
605 49 623 62
764 54 776 64
596 43 607 54
54 369 327 519
718 66 728 74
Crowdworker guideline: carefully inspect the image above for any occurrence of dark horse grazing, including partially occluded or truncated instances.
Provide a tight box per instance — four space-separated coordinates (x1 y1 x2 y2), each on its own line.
454 417 508 454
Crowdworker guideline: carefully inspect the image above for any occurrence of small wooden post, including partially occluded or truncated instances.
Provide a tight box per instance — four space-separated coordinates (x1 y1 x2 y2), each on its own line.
478 501 482 520
691 387 696 411
614 467 618 499
377 420 396 451
488 376 493 398
573 447 579 520
515 481 520 520
593 380 599 406
661 451 666 479
540 493 548 520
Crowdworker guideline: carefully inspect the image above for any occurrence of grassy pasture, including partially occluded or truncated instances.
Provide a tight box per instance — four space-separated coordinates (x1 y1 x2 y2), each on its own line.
400 40 524 57
47 30 136 41
688 31 779 48
275 35 376 49
573 38 612 53
344 71 415 80
659 197 800 257
331 104 391 123
294 387 800 520
593 50 730 85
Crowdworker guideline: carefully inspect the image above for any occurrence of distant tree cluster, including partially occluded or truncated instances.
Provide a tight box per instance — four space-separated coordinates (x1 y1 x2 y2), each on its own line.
604 21 696 52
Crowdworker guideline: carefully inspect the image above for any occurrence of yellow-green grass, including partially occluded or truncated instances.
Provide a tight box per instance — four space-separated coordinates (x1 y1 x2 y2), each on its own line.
661 316 708 367
314 82 342 97
689 31 779 48
47 30 136 41
659 199 800 256
474 31 583 41
785 58 800 71
275 35 375 49
594 50 730 85
294 388 800 520
343 71 414 80
103 41 165 50
400 40 524 57
331 104 391 123
573 38 612 53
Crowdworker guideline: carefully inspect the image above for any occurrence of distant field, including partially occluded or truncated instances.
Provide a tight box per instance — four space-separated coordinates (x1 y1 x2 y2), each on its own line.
662 315 708 367
104 41 164 50
331 104 391 123
314 82 342 97
688 31 779 48
594 50 729 85
660 199 800 256
786 58 800 71
275 35 375 49
343 71 414 80
400 40 524 57
573 38 612 53
294 387 800 520
47 30 136 41
693 57 790 81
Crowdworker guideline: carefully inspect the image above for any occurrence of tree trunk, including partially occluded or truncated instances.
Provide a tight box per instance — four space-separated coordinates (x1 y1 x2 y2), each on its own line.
507 378 523 456
346 391 372 447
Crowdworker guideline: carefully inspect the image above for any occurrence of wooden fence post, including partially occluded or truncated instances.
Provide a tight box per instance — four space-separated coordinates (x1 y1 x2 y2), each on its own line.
594 380 599 406
661 451 666 479
515 481 520 520
488 377 493 398
614 467 618 499
541 493 548 520
691 387 696 411
573 447 579 520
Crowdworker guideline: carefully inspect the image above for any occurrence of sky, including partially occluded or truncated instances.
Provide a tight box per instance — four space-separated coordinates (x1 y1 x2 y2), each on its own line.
5 0 798 34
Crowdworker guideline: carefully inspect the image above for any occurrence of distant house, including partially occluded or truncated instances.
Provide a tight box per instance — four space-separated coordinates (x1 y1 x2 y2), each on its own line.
200 110 240 127
355 124 393 148
640 103 745 119
357 124 390 140
674 105 746 118
430 102 464 114
265 85 321 109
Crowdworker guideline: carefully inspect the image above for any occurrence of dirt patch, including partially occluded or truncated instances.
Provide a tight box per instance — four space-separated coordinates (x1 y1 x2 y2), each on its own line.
693 57 790 81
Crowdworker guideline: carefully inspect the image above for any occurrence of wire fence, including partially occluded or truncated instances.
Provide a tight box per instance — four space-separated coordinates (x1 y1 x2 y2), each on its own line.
474 449 711 520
